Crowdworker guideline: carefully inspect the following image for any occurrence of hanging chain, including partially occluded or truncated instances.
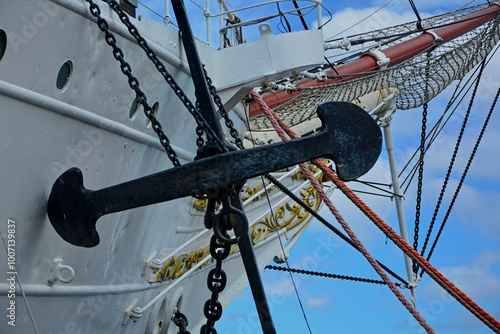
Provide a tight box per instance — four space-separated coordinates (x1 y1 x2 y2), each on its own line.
202 66 245 150
412 52 432 275
85 0 182 166
200 191 242 334
419 58 490 279
201 226 231 333
103 0 227 153
412 102 427 274
419 58 488 267
172 310 191 334
266 265 404 287
195 100 206 150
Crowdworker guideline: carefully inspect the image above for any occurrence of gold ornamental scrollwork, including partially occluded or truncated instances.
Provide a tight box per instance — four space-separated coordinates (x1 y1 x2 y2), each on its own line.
160 165 327 282
249 183 320 245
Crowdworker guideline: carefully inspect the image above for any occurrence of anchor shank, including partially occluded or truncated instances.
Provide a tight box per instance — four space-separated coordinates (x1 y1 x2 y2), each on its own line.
47 102 382 247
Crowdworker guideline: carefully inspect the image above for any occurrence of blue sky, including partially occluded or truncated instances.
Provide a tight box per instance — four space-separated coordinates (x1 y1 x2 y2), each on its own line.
136 1 500 332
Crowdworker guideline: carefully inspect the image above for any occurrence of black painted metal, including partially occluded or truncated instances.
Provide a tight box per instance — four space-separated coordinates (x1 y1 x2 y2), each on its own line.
47 102 381 247
229 192 277 334
171 0 227 152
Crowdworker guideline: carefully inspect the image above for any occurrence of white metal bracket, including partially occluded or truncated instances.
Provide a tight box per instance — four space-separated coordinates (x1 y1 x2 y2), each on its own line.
368 49 390 70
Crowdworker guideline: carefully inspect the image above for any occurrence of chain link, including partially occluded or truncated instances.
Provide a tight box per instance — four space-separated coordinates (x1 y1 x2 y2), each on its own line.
106 0 244 154
85 0 182 166
412 53 431 275
201 192 239 334
172 310 191 334
266 265 404 287
202 66 245 150
413 103 427 274
103 0 228 154
201 231 231 334
419 58 489 278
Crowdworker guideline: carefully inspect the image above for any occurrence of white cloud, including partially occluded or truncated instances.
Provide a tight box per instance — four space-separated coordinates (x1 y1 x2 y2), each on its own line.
420 250 500 303
411 250 500 331
322 6 422 40
453 185 500 239
264 277 296 298
303 292 332 309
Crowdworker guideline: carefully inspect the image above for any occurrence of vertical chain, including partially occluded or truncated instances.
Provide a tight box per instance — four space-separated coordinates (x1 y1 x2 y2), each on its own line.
202 66 245 150
412 102 427 273
201 229 231 333
419 58 490 278
412 52 431 274
85 0 181 166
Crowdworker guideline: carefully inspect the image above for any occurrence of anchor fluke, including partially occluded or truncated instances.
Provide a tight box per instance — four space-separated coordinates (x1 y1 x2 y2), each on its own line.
317 102 382 181
47 168 100 247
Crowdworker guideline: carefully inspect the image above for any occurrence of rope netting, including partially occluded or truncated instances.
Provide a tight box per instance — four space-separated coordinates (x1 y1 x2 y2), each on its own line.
249 3 500 130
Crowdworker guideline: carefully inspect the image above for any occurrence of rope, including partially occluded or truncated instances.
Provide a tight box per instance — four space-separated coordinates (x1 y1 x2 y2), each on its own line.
399 45 499 191
319 157 500 334
243 106 313 333
327 0 395 39
264 173 409 286
250 90 437 334
408 0 423 28
262 182 313 334
250 89 500 333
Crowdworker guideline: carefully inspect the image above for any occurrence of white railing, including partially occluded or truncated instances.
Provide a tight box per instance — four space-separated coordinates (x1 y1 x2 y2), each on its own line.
147 0 323 48
211 0 323 48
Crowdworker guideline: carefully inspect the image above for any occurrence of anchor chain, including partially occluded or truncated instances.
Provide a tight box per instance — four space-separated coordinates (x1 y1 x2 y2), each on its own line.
200 235 229 334
201 229 230 333
101 0 227 154
201 191 245 334
104 0 245 156
85 0 181 166
202 66 244 150
172 310 191 334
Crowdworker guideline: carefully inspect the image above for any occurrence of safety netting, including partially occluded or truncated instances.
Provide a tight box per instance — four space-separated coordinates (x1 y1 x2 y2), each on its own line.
249 3 500 130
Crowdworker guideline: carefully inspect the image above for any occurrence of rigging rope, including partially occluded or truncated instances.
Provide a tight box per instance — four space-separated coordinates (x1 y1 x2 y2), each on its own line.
293 1 309 30
250 90 437 334
0 229 40 334
250 89 500 333
327 0 395 39
261 179 313 334
408 0 423 28
243 115 313 333
263 173 409 285
250 3 500 131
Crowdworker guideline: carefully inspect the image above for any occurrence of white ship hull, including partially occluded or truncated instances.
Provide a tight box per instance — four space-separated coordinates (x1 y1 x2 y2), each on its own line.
0 0 327 332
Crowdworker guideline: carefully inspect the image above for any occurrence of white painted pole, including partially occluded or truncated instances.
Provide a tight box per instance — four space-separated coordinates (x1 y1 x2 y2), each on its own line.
206 0 211 45
383 122 417 305
164 0 170 23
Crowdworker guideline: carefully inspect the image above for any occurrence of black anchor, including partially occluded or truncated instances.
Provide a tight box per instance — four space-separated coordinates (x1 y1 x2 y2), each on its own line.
47 101 381 248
